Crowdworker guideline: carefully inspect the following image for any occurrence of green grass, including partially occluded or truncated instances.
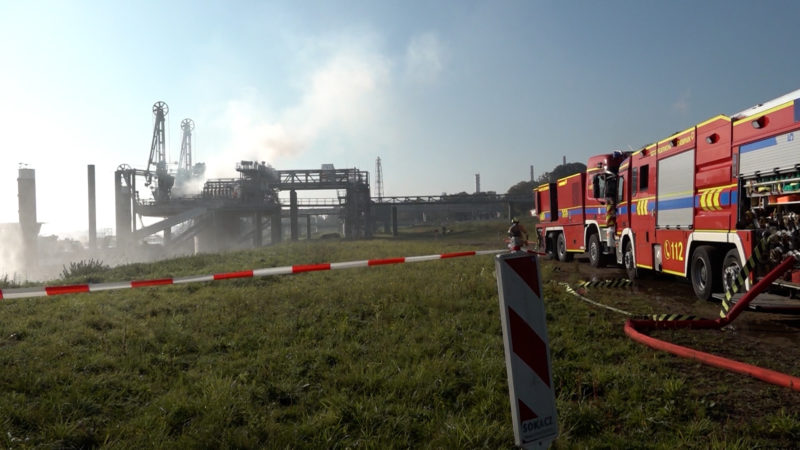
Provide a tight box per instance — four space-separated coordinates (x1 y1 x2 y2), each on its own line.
0 219 798 448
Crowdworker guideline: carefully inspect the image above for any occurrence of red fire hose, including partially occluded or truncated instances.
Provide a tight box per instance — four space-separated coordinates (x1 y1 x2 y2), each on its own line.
625 256 800 391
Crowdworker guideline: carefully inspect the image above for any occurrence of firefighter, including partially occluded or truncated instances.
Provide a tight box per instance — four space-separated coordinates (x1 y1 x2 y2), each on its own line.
508 217 528 251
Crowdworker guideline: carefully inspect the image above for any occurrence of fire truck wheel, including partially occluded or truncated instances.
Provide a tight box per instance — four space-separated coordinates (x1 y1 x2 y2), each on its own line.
623 239 637 280
557 233 573 262
721 248 743 296
690 246 717 301
588 233 605 268
545 234 556 260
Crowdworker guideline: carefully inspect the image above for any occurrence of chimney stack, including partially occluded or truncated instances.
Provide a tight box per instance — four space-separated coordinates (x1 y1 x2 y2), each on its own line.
17 167 39 268
88 164 97 250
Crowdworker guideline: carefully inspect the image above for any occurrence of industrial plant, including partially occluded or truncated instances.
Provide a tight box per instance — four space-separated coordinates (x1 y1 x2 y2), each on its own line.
3 101 529 281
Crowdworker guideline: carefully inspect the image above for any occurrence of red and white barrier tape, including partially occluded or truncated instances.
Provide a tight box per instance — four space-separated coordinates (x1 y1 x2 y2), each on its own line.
0 249 506 300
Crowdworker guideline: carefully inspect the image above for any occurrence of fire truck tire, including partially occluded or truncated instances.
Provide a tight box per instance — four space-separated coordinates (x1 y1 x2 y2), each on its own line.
556 233 573 262
721 248 743 296
545 234 556 260
691 246 717 301
623 239 637 280
588 233 606 268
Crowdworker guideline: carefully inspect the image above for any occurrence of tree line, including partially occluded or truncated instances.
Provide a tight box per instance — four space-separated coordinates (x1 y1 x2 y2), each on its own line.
505 161 587 197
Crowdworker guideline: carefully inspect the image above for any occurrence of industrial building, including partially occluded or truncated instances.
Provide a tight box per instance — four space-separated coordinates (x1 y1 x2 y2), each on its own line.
5 101 529 281
114 102 373 253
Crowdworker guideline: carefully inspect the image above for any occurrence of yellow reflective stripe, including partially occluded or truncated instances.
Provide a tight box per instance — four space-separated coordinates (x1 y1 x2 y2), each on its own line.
659 190 694 200
698 184 736 211
733 100 794 126
636 199 649 215
657 125 696 146
711 187 722 211
557 173 583 185
662 268 685 276
696 114 731 128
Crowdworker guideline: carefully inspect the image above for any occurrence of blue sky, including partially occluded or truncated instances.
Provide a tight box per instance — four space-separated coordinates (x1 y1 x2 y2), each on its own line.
1 0 799 236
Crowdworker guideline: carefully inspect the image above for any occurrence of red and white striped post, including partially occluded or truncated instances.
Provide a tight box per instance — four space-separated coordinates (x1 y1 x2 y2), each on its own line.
495 252 558 448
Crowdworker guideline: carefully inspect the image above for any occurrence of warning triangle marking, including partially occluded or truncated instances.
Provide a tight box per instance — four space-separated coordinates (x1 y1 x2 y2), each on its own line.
508 306 551 387
505 256 541 297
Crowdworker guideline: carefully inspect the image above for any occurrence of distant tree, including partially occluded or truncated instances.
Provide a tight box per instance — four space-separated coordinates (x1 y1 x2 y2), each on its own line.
506 180 536 197
505 180 536 218
535 162 587 184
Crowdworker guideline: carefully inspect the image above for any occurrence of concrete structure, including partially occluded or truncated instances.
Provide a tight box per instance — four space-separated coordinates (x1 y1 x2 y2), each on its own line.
17 168 40 268
88 164 97 250
114 163 372 252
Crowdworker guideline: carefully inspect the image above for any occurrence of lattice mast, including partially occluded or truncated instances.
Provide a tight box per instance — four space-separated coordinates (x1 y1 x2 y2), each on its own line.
178 118 195 172
147 101 168 180
145 101 174 201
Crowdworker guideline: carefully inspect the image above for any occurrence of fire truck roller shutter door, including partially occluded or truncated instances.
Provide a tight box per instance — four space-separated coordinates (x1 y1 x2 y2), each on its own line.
739 130 800 179
657 149 695 228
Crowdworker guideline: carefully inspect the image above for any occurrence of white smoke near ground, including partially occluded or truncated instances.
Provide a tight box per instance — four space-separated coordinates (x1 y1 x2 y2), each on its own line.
0 225 24 282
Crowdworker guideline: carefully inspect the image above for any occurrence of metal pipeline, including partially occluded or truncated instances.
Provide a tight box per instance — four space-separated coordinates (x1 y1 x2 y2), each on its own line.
625 256 800 391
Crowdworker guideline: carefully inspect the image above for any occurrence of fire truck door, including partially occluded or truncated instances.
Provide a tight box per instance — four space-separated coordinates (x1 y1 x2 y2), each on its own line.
631 160 655 269
616 171 630 231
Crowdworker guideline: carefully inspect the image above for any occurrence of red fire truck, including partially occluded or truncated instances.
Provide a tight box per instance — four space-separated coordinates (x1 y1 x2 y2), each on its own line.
534 89 800 300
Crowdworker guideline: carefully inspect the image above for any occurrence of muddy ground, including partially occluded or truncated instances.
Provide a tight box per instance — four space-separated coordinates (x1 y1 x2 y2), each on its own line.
541 255 800 418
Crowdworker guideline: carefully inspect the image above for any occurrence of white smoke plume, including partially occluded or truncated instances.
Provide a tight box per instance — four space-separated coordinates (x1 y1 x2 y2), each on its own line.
0 224 24 282
404 32 446 84
205 36 391 178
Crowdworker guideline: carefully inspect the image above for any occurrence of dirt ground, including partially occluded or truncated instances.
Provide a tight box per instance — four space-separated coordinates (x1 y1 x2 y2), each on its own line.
541 254 800 415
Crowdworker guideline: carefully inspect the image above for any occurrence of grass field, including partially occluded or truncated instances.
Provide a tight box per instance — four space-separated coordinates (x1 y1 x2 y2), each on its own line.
1 220 798 448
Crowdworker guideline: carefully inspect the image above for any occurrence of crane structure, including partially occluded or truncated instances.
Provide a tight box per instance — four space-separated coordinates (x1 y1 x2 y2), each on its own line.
174 118 206 196
178 118 194 172
146 101 174 203
115 100 372 252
